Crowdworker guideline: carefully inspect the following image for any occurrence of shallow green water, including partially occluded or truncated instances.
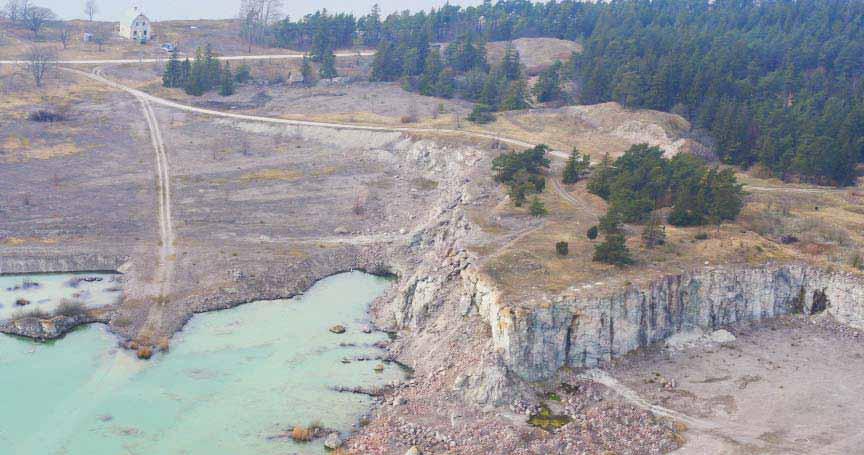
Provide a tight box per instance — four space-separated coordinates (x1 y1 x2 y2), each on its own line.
0 271 401 455
0 272 121 321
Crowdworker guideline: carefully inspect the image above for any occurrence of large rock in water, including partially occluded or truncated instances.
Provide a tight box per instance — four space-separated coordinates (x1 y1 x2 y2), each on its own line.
323 432 342 450
0 313 106 340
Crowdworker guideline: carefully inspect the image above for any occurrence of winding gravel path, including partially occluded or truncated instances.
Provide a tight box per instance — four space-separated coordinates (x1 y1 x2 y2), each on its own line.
0 52 374 65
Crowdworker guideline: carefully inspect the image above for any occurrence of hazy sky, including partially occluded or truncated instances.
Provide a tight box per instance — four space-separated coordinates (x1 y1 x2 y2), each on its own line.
38 0 482 21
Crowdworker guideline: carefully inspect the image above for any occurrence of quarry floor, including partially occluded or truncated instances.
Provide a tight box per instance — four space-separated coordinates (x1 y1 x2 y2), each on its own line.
610 316 864 455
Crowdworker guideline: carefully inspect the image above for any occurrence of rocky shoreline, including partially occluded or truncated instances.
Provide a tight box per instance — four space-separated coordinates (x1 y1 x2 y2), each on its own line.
0 307 114 341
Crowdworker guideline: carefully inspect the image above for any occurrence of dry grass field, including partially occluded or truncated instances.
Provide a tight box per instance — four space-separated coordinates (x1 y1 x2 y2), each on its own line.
90 59 864 308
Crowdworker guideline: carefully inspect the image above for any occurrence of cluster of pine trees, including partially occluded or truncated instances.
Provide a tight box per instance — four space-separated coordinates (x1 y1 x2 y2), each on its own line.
264 0 862 185
491 144 550 207
374 37 568 122
587 144 745 266
573 0 864 186
588 145 745 227
163 47 243 97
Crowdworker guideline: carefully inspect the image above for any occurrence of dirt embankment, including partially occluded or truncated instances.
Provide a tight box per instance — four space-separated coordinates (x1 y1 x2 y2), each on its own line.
486 38 583 75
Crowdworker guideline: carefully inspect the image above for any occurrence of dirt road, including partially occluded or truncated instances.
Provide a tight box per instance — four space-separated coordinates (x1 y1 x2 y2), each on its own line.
0 52 374 65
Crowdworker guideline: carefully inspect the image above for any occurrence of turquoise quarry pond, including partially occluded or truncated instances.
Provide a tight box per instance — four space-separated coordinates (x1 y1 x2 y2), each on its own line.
0 271 402 454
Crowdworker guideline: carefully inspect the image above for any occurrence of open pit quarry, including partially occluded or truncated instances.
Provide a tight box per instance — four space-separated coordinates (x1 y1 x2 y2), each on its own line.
2 61 863 454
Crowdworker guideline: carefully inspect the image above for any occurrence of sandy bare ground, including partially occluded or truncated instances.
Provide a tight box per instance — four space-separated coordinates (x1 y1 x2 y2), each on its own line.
607 316 864 454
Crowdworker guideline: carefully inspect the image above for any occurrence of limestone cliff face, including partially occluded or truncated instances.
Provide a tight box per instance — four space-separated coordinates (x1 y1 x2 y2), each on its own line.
465 264 864 382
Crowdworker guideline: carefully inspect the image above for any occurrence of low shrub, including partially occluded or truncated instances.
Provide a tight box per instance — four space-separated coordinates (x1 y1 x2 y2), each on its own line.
468 103 495 124
234 64 251 83
555 241 569 256
13 307 49 320
28 110 66 122
587 226 599 240
54 300 87 318
695 232 709 240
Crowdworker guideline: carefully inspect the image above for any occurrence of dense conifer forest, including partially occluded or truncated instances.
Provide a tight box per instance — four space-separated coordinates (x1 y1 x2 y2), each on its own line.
262 0 864 186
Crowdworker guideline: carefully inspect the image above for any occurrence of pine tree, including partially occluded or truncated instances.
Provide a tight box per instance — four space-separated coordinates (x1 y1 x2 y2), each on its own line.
501 41 521 81
419 48 443 96
234 64 251 83
370 40 401 82
479 70 503 110
185 47 207 96
593 211 632 266
319 48 338 80
434 68 456 98
529 196 547 217
501 79 529 111
562 149 590 184
593 232 633 266
204 44 220 91
180 58 191 86
641 212 666 248
533 60 563 103
162 49 181 88
587 153 614 199
468 103 494 124
219 62 235 96
301 54 315 85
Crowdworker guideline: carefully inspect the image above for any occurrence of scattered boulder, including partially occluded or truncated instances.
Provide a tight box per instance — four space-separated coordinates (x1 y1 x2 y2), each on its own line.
291 425 313 442
136 345 154 360
157 336 171 352
361 325 372 334
329 324 346 334
780 235 799 245
323 432 343 450
664 329 706 350
405 446 421 455
15 298 31 307
709 329 736 344
666 328 735 349
373 363 385 373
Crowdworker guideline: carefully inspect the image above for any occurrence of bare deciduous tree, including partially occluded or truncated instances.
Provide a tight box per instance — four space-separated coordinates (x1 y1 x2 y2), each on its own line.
83 0 98 21
23 5 54 39
57 24 70 49
91 28 107 51
261 0 283 27
2 0 30 23
238 0 283 53
23 45 56 87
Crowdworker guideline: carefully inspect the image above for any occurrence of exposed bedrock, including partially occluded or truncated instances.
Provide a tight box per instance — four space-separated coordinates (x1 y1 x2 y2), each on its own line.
0 309 113 340
462 264 864 383
388 245 864 404
0 254 126 275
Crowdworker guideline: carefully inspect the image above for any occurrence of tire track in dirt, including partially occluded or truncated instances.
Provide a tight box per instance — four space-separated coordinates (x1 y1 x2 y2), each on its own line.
0 52 374 65
83 67 175 335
